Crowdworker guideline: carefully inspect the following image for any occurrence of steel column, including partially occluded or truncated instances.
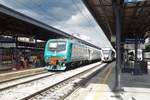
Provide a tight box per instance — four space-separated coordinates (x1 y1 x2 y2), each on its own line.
35 37 38 55
35 38 37 49
133 36 141 75
112 0 121 91
134 35 138 73
14 36 18 49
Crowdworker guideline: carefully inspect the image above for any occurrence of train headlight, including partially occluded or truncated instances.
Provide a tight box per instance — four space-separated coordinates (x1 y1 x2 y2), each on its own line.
63 56 67 59
63 63 66 66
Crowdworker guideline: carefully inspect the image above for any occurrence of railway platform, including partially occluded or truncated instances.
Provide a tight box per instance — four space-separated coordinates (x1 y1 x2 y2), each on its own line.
66 62 150 100
0 67 46 83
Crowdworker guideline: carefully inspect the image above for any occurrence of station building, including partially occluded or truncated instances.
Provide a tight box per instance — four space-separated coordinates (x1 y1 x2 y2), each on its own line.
0 35 45 71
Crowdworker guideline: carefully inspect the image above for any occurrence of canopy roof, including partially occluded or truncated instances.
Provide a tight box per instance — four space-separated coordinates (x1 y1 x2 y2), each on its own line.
83 0 150 42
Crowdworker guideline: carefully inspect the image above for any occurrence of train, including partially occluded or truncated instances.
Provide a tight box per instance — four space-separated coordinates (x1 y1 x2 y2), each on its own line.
44 39 101 71
101 48 115 62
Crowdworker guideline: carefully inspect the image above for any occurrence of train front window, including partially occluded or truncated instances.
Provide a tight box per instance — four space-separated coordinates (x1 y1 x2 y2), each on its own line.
138 51 142 55
48 41 66 52
49 43 57 49
102 50 109 54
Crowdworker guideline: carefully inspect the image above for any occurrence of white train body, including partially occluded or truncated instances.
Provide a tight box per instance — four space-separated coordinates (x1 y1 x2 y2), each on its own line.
89 47 101 61
71 43 89 61
68 41 101 63
101 48 115 62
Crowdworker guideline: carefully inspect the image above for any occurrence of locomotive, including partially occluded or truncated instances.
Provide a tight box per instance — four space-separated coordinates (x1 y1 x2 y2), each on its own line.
44 39 101 71
101 48 115 62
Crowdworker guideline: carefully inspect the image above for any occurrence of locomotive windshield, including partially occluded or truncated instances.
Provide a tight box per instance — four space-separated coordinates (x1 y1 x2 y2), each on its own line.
48 41 66 52
102 50 110 54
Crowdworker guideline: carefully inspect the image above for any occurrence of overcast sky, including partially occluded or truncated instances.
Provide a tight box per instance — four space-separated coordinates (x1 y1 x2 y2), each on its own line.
0 0 113 48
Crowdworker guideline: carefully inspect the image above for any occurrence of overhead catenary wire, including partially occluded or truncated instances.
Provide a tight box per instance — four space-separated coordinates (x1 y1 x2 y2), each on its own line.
71 0 106 42
82 0 108 43
32 0 100 41
78 0 107 35
71 0 95 29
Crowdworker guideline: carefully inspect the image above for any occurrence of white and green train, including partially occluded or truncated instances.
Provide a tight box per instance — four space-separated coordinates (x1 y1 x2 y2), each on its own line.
44 39 101 71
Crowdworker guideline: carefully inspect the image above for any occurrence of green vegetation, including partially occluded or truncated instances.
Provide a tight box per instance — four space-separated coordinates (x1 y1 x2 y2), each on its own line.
145 44 150 51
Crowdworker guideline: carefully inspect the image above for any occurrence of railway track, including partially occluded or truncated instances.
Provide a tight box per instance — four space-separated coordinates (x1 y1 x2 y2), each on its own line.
0 68 47 83
29 63 107 100
0 72 56 91
0 62 105 100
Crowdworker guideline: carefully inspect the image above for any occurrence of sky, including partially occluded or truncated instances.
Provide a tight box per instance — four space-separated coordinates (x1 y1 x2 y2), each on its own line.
0 0 113 48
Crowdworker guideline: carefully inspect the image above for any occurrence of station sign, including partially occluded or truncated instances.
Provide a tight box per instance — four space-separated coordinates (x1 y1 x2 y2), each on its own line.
0 36 15 43
124 0 143 3
125 38 145 44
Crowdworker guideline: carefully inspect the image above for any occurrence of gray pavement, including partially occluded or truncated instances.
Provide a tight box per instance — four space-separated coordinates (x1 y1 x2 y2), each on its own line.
65 62 150 100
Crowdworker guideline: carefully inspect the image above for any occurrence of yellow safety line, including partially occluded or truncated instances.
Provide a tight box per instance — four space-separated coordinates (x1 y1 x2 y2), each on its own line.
93 66 113 100
99 65 111 79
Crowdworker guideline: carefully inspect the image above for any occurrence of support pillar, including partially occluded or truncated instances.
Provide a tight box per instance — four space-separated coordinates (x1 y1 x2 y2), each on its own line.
35 38 37 49
112 0 122 92
35 37 38 55
133 36 141 75
14 36 18 49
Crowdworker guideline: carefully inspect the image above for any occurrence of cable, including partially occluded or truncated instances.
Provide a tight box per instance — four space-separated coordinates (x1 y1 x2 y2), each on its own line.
71 0 106 42
80 0 113 47
71 0 94 28
80 0 107 40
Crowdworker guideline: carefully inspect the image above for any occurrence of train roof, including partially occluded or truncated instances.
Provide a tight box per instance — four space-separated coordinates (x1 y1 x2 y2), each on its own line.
101 48 112 50
47 38 68 42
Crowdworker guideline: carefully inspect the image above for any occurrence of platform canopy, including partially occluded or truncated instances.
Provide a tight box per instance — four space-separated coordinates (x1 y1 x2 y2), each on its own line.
0 4 101 50
83 0 150 42
0 4 71 40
